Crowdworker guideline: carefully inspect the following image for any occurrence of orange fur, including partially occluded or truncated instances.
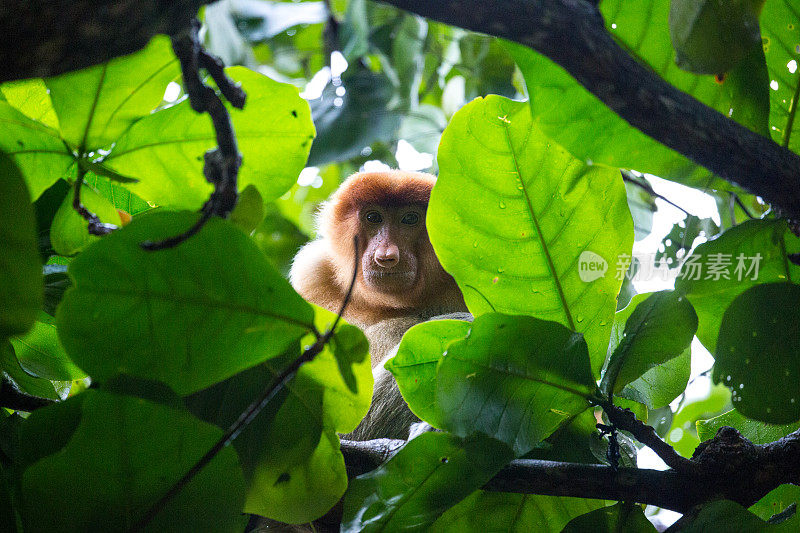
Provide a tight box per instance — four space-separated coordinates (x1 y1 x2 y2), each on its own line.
290 170 466 335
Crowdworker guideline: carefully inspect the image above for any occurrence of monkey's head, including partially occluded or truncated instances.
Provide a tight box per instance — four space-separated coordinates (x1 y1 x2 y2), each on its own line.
296 170 465 323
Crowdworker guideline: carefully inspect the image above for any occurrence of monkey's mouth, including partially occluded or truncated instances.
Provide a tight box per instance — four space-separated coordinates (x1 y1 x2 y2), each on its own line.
364 270 415 289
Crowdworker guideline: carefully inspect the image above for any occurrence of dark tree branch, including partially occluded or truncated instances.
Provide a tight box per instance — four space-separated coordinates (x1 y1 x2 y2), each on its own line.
0 378 55 412
376 0 800 220
0 1 210 81
141 20 245 251
342 424 800 514
601 402 694 473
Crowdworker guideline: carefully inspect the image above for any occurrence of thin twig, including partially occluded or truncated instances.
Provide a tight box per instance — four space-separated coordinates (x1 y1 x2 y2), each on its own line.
128 238 359 532
142 19 244 251
72 167 117 236
621 171 692 218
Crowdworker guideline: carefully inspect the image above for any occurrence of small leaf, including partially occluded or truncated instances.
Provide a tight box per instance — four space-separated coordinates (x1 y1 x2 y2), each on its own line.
56 211 315 395
431 95 633 374
45 36 179 150
0 342 60 400
714 282 800 424
386 319 472 427
435 313 597 456
601 291 697 396
50 186 122 256
0 152 41 340
229 184 265 234
341 432 514 532
20 390 247 532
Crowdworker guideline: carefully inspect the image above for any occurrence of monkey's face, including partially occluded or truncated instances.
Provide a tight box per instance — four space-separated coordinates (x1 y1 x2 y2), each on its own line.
358 204 427 294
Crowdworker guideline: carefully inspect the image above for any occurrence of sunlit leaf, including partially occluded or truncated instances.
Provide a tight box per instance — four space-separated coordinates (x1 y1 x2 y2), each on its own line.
11 312 85 381
49 185 122 256
386 319 472 427
45 36 179 150
0 101 75 200
431 95 633 373
105 67 314 209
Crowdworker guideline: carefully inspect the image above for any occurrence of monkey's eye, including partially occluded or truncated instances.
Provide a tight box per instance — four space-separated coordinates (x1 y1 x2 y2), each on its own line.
365 211 383 224
401 212 420 225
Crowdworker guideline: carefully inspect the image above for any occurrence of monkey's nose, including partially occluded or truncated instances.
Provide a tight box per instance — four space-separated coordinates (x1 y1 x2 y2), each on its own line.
375 246 399 267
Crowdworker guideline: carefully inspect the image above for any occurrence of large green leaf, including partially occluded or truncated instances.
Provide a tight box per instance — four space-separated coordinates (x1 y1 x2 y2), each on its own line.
56 211 315 395
601 291 697 396
44 36 179 150
0 152 41 340
20 390 247 532
505 0 764 189
714 282 800 424
676 219 800 352
434 314 598 457
341 432 514 532
432 492 607 532
187 320 371 523
0 101 75 200
386 319 472 427
430 95 632 373
761 0 800 150
105 67 315 209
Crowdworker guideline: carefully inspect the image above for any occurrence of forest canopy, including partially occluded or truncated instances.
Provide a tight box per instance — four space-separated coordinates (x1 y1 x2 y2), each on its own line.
2 0 800 531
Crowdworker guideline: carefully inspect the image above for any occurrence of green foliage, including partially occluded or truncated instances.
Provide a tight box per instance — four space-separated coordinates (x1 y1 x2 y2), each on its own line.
2 1 800 531
714 283 800 423
341 432 514 532
562 502 656 532
676 219 800 352
669 0 764 75
57 211 315 395
19 389 247 532
601 291 697 397
431 95 633 374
